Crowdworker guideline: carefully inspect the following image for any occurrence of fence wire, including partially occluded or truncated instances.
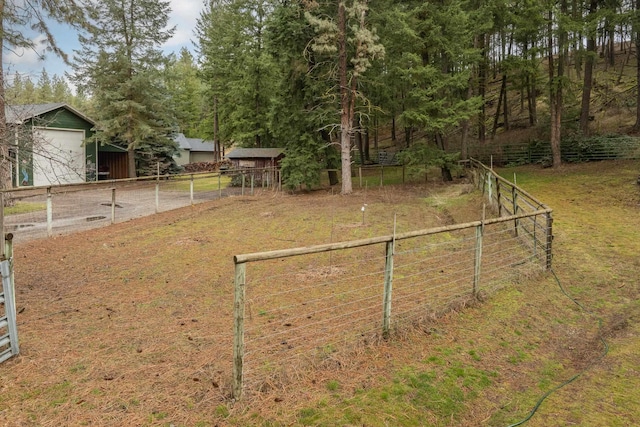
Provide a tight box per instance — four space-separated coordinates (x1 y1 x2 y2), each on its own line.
232 159 553 398
1 170 276 244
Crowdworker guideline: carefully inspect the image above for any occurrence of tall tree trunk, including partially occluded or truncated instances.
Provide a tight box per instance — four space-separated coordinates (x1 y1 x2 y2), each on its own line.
338 1 353 194
635 0 640 130
0 0 12 195
391 115 396 142
580 0 598 136
478 33 487 142
492 74 507 138
213 97 220 161
548 7 564 168
355 117 364 165
404 127 412 147
435 133 452 181
364 127 370 162
127 148 137 178
460 82 473 160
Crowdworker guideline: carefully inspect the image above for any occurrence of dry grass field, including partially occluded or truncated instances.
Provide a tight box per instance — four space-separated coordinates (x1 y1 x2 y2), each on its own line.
0 160 639 426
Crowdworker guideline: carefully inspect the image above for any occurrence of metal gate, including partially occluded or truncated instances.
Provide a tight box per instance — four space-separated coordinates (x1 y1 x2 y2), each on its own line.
0 259 19 364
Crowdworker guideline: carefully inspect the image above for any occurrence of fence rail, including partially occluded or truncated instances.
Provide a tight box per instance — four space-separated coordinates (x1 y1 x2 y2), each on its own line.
231 159 553 399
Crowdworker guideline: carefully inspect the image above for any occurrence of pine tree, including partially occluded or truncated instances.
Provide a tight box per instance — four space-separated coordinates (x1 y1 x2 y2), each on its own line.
165 48 206 139
71 0 179 177
197 0 277 150
266 0 338 189
37 69 53 103
305 0 385 194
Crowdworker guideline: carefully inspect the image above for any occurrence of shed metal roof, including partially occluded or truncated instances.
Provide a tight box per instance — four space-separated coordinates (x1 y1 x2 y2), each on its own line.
5 103 96 126
174 133 216 152
226 148 285 159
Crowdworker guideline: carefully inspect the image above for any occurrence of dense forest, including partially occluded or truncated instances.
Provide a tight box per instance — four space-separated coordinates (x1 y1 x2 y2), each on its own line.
2 0 640 193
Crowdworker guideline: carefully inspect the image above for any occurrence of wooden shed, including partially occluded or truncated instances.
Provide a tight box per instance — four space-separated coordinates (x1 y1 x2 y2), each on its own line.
225 148 285 169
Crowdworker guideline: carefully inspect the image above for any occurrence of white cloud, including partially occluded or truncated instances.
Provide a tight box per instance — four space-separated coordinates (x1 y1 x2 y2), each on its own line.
3 35 49 75
165 0 204 50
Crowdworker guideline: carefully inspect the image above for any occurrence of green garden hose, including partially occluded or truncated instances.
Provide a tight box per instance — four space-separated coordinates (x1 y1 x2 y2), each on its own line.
505 269 609 427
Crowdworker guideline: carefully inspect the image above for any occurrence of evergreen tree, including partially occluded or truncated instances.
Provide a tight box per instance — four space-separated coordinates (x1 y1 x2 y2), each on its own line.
37 69 53 103
266 0 338 189
51 74 73 102
197 0 277 150
165 48 206 139
71 0 179 177
305 0 384 194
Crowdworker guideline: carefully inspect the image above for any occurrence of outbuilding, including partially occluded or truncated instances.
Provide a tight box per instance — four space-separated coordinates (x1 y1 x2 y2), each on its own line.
5 103 129 186
225 148 285 169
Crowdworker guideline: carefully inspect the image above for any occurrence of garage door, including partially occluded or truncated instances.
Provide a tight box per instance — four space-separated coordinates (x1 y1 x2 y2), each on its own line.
32 128 86 186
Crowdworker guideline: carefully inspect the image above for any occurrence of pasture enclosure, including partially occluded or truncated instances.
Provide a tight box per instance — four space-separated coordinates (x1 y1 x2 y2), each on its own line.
0 168 279 248
231 159 553 398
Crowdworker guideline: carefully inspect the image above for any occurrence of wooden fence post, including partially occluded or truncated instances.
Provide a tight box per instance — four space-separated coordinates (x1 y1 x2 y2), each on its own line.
382 240 394 338
218 174 222 198
241 173 245 196
46 187 53 237
232 261 246 400
250 173 254 196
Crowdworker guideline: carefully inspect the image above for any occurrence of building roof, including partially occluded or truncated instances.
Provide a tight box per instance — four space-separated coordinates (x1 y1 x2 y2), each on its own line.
5 103 96 125
174 133 216 152
226 148 285 159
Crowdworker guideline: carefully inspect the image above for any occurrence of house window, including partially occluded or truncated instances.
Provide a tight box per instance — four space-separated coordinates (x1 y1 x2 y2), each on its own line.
239 160 256 168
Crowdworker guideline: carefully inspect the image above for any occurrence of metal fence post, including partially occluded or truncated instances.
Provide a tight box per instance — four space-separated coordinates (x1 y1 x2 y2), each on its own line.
46 187 53 237
111 188 116 224
496 178 502 216
512 186 519 236
382 240 394 338
155 182 160 214
473 223 484 297
545 212 553 270
190 174 194 205
232 261 246 400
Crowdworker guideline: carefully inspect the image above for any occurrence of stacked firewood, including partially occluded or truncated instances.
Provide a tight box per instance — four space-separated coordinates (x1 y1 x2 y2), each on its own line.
182 161 232 173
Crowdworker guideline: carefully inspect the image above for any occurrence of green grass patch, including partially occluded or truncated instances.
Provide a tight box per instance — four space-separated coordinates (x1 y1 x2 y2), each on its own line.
4 201 46 215
164 173 232 192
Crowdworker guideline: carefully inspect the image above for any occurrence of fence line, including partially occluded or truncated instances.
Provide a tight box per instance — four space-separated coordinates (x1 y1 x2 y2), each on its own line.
231 159 553 399
0 167 280 248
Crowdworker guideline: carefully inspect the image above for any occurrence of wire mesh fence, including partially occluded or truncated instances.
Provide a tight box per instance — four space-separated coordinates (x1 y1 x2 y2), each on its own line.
0 168 280 246
232 159 553 399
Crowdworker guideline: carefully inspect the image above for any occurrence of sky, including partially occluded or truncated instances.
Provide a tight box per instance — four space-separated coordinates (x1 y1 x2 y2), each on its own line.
3 0 204 86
